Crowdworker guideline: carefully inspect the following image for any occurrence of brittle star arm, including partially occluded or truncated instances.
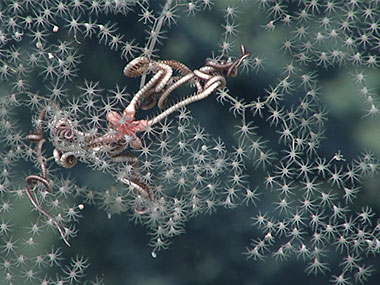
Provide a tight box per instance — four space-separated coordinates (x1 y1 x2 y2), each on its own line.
124 69 167 119
148 77 225 126
123 57 174 119
122 46 251 127
26 122 71 246
25 184 71 247
158 72 196 109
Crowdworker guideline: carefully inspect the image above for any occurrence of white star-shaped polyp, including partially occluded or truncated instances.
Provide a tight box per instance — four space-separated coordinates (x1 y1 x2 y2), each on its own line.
118 115 128 125
124 135 133 144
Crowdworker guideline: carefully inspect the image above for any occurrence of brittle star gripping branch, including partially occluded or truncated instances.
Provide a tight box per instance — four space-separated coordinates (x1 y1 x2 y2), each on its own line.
33 46 251 226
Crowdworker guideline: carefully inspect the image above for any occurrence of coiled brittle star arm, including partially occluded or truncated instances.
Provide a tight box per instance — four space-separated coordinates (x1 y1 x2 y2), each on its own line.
25 111 71 246
110 45 251 139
